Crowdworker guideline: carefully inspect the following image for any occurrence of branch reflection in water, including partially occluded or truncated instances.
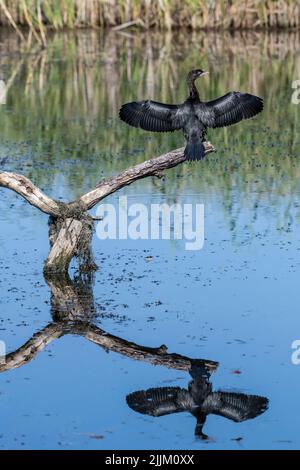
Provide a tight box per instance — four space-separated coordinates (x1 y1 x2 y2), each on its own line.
0 272 268 439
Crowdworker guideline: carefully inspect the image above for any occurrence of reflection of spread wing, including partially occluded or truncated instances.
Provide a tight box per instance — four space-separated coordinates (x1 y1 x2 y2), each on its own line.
126 387 194 417
196 92 263 128
202 392 269 422
119 100 186 132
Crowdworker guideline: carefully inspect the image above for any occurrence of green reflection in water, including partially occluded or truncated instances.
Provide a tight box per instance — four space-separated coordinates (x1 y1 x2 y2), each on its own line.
0 29 299 231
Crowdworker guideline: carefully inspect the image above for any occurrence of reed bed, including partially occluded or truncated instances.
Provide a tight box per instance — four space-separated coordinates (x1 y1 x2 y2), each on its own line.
0 0 300 32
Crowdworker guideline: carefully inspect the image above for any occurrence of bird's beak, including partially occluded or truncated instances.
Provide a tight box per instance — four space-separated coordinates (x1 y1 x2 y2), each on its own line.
201 71 209 76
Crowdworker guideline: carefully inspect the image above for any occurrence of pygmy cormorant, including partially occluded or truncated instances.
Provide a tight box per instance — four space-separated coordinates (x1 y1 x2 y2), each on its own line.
119 69 263 161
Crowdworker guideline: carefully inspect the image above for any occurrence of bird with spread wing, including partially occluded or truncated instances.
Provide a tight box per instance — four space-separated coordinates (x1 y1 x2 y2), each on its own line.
119 69 263 162
126 362 268 440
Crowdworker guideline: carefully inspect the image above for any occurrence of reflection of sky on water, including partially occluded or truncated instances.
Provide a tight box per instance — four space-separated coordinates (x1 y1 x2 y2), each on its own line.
0 29 299 449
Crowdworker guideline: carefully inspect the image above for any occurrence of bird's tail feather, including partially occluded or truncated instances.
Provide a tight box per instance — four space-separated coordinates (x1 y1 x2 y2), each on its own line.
184 141 205 162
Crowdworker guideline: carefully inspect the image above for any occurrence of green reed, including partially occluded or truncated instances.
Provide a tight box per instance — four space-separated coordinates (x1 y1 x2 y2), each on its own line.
0 0 300 35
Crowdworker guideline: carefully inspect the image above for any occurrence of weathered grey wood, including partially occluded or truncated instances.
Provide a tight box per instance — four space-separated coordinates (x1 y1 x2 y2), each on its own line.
0 143 215 273
0 171 61 216
81 143 215 210
44 218 85 273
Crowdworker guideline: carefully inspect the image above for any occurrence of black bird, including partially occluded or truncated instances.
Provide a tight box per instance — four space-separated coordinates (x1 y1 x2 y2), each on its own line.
119 69 264 161
126 362 268 440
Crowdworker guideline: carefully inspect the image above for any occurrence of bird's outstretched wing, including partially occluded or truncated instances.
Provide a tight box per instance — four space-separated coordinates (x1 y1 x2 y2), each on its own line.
202 392 268 422
119 100 186 132
196 92 263 128
126 387 193 417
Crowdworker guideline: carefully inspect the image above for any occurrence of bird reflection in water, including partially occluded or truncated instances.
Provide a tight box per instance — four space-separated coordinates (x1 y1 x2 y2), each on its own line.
0 272 268 442
127 362 268 440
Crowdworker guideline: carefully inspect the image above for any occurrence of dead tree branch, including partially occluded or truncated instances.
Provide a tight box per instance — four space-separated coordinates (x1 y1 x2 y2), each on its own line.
80 143 214 210
0 323 64 372
0 323 218 373
0 171 61 216
79 323 218 372
0 271 218 374
0 143 215 274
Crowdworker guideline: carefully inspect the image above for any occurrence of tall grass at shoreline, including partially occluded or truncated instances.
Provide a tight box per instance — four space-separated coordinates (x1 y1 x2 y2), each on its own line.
0 0 299 32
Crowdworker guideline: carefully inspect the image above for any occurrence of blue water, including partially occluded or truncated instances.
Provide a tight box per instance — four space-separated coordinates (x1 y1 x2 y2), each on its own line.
0 30 299 449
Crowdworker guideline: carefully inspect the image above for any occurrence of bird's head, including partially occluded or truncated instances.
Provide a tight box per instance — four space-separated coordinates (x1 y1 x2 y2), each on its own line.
188 69 209 82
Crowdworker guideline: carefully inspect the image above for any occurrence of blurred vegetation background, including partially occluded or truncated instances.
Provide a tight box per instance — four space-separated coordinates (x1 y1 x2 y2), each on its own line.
0 3 299 233
0 0 300 34
0 28 299 234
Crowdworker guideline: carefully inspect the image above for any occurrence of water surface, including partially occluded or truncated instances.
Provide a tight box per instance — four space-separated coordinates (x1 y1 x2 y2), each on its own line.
0 29 299 450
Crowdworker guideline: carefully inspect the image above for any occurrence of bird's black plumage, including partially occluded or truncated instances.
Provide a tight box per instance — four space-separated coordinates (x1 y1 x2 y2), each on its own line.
119 69 264 161
126 365 268 440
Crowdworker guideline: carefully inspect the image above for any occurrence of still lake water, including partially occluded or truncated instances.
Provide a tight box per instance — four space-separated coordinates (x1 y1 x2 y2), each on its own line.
0 29 299 450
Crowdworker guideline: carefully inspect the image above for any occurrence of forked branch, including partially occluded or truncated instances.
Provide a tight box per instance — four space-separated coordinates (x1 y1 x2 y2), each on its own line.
0 322 218 373
0 143 215 273
0 143 215 215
